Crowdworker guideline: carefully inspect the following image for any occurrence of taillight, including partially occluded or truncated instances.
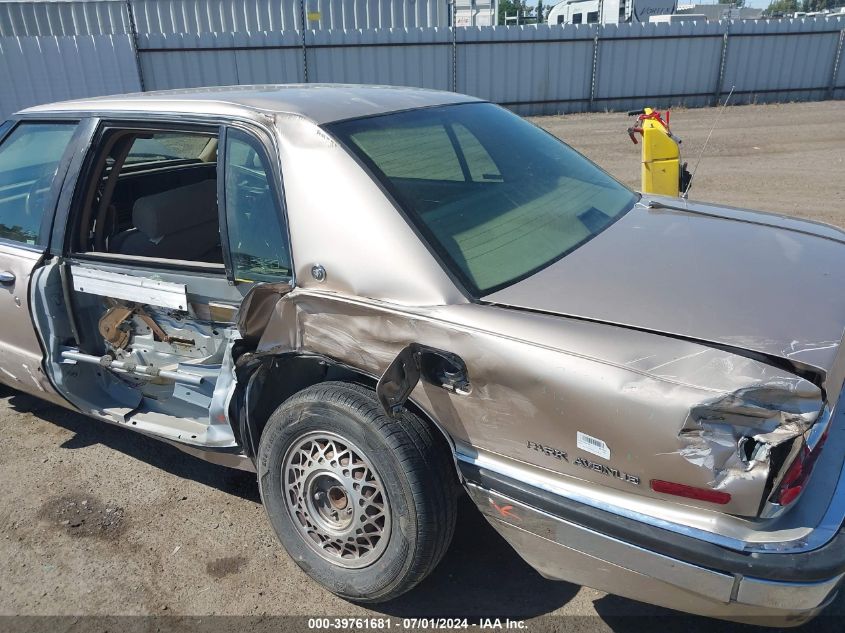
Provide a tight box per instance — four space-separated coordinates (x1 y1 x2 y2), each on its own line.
773 450 806 506
771 425 829 506
650 479 732 505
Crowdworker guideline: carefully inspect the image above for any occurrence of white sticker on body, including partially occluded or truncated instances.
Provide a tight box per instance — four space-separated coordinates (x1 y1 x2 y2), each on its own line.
577 431 611 460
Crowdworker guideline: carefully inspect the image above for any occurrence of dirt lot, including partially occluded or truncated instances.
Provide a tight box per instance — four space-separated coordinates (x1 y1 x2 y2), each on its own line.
1 101 844 632
537 100 845 226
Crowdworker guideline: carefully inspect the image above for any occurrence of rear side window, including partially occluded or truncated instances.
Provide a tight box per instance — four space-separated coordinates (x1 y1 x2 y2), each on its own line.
329 103 637 295
0 122 76 246
223 129 291 283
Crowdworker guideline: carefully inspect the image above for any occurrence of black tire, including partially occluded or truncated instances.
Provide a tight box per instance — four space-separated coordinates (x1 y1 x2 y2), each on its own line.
257 381 457 603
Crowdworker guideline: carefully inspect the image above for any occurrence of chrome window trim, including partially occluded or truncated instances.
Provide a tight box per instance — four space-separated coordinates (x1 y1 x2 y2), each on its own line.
73 251 226 272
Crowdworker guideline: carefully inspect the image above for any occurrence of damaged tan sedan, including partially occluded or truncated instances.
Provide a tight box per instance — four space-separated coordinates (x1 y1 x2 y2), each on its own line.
3 85 845 624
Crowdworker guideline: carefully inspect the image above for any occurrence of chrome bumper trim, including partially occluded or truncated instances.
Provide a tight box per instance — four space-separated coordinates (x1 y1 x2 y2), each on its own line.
456 450 746 551
737 573 843 612
466 483 842 621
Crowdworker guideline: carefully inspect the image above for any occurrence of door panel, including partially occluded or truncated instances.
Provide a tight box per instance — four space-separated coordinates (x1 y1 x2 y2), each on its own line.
0 242 66 403
0 121 78 402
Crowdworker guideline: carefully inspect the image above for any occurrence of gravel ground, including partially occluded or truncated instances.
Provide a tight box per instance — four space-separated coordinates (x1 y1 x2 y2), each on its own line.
1 101 844 632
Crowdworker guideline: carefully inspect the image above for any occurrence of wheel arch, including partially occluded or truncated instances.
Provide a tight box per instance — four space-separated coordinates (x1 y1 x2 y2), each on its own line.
235 351 462 483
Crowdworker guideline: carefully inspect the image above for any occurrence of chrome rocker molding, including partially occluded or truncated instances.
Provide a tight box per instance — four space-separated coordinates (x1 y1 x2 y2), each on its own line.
161 438 256 472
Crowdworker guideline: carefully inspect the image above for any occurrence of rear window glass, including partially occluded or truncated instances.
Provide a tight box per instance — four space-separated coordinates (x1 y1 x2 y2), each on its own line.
328 103 637 296
349 124 465 181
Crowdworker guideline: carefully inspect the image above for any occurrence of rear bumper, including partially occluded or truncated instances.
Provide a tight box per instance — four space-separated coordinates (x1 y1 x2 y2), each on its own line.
461 461 845 625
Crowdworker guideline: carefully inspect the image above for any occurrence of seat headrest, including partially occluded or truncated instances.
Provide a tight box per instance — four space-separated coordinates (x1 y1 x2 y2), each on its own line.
132 179 218 241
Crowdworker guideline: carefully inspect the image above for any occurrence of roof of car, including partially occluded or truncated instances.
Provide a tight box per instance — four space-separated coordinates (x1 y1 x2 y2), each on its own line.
18 84 483 125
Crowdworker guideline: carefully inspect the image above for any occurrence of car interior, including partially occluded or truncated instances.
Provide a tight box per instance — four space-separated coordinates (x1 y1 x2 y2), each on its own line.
72 128 223 265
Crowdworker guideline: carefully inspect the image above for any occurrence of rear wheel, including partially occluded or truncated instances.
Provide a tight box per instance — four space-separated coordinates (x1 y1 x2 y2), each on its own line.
257 381 457 602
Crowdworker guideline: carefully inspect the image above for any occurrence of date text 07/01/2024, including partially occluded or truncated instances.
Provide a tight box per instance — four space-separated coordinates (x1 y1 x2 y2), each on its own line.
306 618 527 629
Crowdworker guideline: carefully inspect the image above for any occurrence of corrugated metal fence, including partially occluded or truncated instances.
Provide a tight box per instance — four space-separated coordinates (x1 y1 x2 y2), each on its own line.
0 31 142 116
1 1 843 119
0 0 451 35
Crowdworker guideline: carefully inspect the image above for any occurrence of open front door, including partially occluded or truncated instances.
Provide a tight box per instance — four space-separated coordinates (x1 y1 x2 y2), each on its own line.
0 120 81 403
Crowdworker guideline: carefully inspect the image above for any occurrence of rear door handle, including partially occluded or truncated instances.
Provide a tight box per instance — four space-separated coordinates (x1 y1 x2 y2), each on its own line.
0 271 16 285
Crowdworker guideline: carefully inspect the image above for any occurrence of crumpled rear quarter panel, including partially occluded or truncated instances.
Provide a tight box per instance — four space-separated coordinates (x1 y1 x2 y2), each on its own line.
255 291 821 518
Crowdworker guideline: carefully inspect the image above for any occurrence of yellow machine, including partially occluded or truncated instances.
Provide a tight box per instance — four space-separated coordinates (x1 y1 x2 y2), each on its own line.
627 108 691 197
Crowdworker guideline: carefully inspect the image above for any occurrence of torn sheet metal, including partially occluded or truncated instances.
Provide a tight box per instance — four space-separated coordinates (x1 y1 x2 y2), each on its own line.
677 384 822 491
236 281 293 345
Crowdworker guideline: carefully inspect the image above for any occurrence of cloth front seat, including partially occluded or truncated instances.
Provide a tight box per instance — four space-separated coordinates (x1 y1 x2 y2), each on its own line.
110 179 221 262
